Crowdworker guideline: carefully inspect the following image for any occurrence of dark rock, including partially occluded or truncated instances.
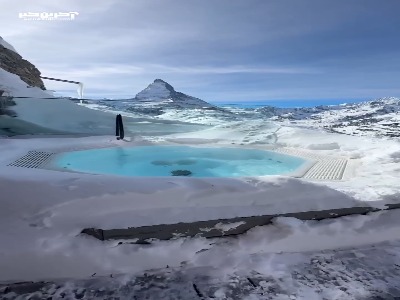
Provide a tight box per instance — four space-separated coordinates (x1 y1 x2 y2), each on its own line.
171 170 192 176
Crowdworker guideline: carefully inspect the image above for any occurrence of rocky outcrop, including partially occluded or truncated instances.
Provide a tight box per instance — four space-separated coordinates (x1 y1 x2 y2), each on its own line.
0 42 46 90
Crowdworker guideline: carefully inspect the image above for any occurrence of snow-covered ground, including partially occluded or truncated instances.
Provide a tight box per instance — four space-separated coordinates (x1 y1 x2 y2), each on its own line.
0 68 50 98
265 97 400 138
0 36 17 53
1 59 400 298
1 120 399 283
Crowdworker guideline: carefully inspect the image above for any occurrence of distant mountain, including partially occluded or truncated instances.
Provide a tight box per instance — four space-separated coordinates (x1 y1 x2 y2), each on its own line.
130 79 217 111
258 97 400 138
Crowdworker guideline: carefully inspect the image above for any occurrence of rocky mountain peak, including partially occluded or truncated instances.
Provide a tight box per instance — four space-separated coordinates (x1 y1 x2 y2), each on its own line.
153 78 170 85
132 79 216 110
151 79 175 93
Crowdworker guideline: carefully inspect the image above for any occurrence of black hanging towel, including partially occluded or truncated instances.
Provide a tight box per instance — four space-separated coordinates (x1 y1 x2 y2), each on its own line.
116 114 125 140
115 114 120 137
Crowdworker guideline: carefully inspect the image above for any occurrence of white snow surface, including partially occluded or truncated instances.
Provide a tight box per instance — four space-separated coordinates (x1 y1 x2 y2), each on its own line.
265 97 400 138
1 67 400 286
0 36 17 53
1 124 399 282
0 68 50 98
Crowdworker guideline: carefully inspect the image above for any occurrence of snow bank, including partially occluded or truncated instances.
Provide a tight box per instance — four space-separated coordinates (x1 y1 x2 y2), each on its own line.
0 36 17 53
0 68 49 98
0 95 399 282
0 125 399 281
186 210 400 279
1 163 400 283
166 124 400 203
307 142 340 150
0 67 125 134
0 137 362 227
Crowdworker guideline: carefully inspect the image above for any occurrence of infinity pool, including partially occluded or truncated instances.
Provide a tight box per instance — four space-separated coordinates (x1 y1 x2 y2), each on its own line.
53 145 308 177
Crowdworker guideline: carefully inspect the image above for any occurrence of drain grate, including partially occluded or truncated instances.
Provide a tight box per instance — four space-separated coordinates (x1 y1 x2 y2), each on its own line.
7 151 55 169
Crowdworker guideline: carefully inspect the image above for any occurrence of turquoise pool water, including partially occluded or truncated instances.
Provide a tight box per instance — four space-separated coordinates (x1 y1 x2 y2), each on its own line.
53 146 307 177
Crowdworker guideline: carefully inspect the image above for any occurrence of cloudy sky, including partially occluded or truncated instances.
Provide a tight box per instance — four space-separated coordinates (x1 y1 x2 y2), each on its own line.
1 0 400 102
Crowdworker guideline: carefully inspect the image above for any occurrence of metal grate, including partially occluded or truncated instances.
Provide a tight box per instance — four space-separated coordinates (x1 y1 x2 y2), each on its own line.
7 151 55 169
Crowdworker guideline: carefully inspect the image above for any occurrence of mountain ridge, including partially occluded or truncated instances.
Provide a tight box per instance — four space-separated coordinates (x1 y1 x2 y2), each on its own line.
259 97 400 138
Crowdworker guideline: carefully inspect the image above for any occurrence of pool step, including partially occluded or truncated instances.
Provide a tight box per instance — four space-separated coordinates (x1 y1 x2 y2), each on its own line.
303 159 347 180
274 148 348 180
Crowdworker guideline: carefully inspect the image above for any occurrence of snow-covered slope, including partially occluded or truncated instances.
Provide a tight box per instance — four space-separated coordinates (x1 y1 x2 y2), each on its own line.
0 36 17 53
0 68 50 98
257 97 400 138
1 121 400 283
131 79 217 110
0 37 128 135
83 95 400 138
0 37 46 90
0 69 124 135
